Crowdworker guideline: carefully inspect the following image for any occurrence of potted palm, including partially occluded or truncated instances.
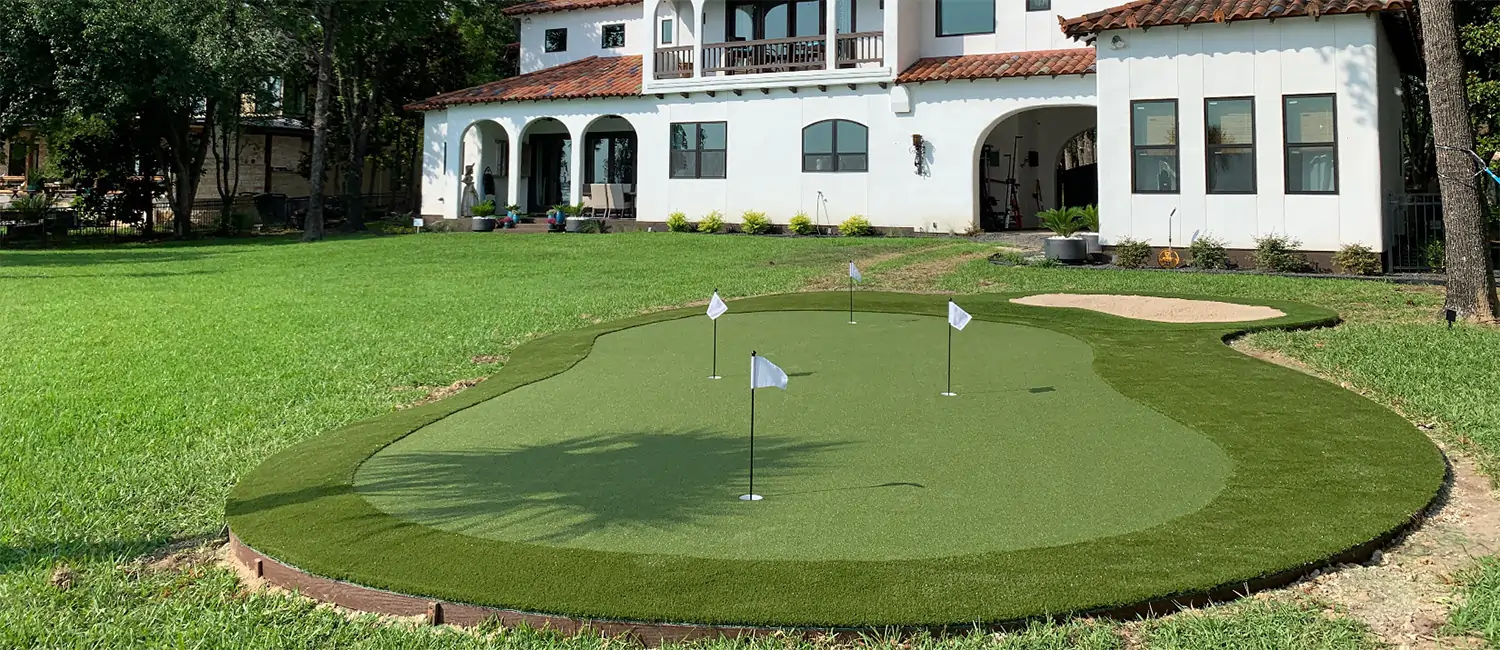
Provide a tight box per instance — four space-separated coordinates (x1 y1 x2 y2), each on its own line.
1038 207 1087 264
471 199 497 231
1077 205 1102 258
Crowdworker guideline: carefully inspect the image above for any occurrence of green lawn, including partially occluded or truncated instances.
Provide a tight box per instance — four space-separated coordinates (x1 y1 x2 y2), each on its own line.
0 233 1491 648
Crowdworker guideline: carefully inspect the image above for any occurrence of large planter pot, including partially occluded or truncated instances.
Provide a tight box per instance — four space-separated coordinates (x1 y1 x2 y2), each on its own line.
565 216 583 233
1079 232 1102 255
471 217 496 232
1043 236 1088 264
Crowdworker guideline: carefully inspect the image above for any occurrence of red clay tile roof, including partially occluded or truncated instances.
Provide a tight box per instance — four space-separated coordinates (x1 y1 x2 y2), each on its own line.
896 49 1097 84
502 0 642 16
405 56 642 111
1059 0 1408 37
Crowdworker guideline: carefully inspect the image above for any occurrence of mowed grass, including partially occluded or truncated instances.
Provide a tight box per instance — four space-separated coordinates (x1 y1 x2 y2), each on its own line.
0 233 1490 648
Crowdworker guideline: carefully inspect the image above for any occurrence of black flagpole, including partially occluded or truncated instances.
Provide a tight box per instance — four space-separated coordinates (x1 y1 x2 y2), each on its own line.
711 288 719 379
748 351 756 499
944 302 954 396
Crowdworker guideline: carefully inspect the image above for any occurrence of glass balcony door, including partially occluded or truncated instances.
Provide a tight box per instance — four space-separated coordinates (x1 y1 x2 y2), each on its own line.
727 1 826 41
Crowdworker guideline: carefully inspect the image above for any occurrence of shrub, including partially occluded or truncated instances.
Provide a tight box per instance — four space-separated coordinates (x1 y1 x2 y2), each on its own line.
740 210 772 235
1113 237 1152 269
789 212 817 235
1253 234 1311 273
1334 243 1381 275
839 215 874 237
1188 235 1231 270
471 199 496 217
1424 239 1446 271
989 250 1028 266
666 211 692 232
1037 207 1085 238
576 218 610 234
698 210 724 233
1079 205 1099 232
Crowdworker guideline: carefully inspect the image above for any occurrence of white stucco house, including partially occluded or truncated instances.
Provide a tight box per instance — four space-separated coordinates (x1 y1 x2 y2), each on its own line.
410 0 1417 257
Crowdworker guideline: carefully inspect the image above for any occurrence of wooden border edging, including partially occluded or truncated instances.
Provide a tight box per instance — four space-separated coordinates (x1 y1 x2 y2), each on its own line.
228 533 799 644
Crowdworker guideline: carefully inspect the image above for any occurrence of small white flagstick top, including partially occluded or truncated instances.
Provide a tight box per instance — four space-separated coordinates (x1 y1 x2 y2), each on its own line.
849 261 862 283
751 353 789 390
948 301 972 331
707 291 728 320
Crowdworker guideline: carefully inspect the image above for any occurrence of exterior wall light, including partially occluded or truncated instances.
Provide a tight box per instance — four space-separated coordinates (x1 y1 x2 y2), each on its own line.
1110 35 1127 50
911 134 928 176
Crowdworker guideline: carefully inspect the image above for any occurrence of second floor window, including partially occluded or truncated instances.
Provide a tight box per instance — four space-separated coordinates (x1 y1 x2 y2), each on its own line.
1284 94 1338 194
937 0 995 36
803 120 868 173
671 122 727 179
1027 0 1051 11
660 19 673 44
1131 99 1179 194
545 28 567 53
602 24 625 48
1206 97 1255 193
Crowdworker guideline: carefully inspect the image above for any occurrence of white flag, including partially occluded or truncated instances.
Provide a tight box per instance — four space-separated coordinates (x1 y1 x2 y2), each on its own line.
707 292 728 320
751 355 788 390
849 262 862 282
948 301 972 331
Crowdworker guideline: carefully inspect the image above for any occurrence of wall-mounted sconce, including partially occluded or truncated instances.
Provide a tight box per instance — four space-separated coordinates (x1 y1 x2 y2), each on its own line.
1110 35 1127 50
911 134 928 176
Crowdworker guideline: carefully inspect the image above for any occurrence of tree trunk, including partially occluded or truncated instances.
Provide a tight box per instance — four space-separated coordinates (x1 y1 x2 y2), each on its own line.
340 76 376 231
1419 0 1499 320
160 99 215 238
303 5 336 243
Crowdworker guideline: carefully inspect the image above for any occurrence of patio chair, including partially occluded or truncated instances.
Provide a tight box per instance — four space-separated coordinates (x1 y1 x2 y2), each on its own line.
584 184 607 217
603 184 628 219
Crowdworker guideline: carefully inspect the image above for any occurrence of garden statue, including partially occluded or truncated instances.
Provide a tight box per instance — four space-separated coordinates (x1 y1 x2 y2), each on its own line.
459 164 479 217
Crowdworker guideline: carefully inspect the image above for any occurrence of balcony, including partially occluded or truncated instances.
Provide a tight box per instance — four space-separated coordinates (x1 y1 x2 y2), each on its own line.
651 32 885 81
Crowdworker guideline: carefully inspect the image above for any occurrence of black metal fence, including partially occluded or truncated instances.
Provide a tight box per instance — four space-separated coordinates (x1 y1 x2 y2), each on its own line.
1388 193 1444 272
1 192 410 245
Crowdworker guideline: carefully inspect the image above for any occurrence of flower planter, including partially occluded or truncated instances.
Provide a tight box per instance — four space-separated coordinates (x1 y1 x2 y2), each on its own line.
471 217 496 232
1079 232 1102 256
1043 236 1088 264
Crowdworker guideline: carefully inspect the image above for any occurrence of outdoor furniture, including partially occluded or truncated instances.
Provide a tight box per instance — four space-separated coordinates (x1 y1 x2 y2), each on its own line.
603 184 628 218
585 184 608 217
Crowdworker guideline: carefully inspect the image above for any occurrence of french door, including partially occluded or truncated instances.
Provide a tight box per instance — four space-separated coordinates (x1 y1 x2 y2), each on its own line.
726 0 826 41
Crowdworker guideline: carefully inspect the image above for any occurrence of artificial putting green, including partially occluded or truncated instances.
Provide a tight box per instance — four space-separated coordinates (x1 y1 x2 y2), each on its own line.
227 291 1445 628
355 311 1229 561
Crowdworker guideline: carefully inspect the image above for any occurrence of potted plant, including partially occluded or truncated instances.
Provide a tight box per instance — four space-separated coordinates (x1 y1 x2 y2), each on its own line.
561 202 588 232
1037 207 1087 264
471 199 497 231
1077 205 1102 257
505 204 521 222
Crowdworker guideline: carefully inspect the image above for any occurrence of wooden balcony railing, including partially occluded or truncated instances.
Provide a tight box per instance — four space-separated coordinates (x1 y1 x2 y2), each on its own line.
654 45 693 79
655 32 884 80
703 35 828 75
835 31 884 66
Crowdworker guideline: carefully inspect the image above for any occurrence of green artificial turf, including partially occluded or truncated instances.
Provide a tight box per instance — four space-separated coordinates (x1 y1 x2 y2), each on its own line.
355 311 1229 561
227 290 1445 628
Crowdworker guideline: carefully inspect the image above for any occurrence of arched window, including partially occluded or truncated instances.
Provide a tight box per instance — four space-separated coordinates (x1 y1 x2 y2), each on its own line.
802 120 867 173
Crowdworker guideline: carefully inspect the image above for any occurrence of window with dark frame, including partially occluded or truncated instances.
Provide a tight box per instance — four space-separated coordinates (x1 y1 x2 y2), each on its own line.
585 132 636 187
1026 0 1051 12
660 18 673 44
1131 99 1179 194
802 119 868 173
544 28 567 52
1283 94 1338 194
936 0 996 36
601 23 625 48
1205 97 1255 194
670 122 727 179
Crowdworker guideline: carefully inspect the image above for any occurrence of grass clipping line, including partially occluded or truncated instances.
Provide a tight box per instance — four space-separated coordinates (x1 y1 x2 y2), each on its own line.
226 291 1443 629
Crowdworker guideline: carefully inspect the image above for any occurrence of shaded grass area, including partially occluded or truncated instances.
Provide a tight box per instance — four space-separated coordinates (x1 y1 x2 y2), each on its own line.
228 290 1441 626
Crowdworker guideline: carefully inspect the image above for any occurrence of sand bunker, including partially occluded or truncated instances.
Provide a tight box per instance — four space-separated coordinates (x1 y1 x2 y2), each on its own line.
1010 294 1285 323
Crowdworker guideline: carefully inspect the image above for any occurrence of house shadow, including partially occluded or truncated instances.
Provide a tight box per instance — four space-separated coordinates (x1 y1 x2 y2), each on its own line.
355 428 849 543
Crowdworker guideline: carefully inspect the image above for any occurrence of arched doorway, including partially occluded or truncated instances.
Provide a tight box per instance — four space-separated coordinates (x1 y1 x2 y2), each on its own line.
518 117 570 213
975 106 1097 231
457 119 511 215
580 115 638 217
